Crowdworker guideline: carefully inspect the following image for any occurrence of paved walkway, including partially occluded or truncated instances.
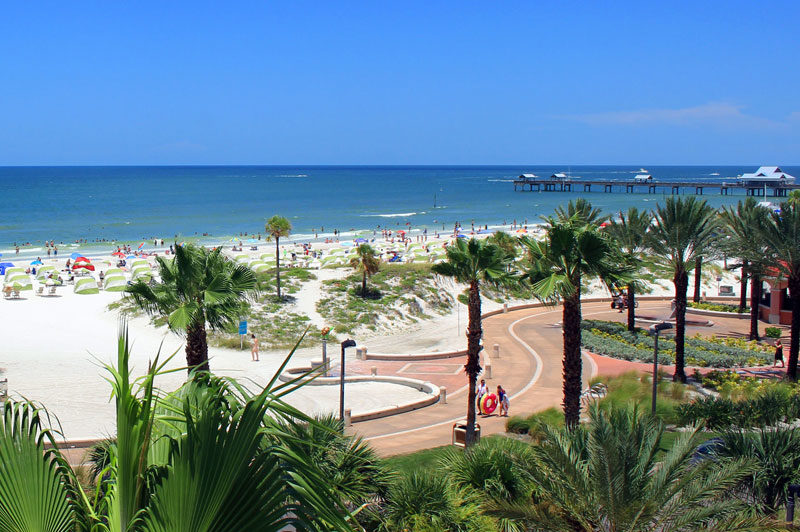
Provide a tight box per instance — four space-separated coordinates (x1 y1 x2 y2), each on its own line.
353 300 776 456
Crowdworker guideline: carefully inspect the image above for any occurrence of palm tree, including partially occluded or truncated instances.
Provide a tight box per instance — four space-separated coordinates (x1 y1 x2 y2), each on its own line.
265 215 292 299
606 207 653 331
523 202 620 428
649 196 717 383
720 198 771 340
127 244 257 372
349 244 380 296
432 238 510 447
0 328 354 531
760 201 800 380
511 405 769 531
553 197 607 226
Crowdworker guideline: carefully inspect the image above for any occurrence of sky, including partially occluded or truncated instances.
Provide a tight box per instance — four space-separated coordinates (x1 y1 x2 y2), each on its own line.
1 1 798 165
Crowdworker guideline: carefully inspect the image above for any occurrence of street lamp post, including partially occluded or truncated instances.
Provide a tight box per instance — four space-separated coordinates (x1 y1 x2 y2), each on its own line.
649 322 673 416
339 338 356 422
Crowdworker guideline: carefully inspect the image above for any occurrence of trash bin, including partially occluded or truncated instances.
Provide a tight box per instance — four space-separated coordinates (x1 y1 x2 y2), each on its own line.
452 420 480 447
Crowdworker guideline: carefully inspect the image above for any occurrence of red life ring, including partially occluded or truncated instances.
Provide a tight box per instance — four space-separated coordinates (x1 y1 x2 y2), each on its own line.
481 393 498 414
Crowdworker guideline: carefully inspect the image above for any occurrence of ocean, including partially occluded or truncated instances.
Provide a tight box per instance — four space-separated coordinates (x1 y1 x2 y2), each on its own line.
2 165 797 258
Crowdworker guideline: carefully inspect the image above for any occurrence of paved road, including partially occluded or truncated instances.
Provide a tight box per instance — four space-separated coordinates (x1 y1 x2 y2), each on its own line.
354 299 752 456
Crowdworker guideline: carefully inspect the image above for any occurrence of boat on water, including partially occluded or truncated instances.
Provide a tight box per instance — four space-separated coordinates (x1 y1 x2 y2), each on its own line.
631 168 649 173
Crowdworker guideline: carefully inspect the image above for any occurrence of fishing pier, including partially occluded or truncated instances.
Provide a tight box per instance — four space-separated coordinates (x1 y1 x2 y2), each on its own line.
513 175 799 197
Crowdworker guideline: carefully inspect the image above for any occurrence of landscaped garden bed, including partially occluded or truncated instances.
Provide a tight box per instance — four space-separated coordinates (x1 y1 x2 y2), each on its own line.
581 319 772 368
687 301 749 314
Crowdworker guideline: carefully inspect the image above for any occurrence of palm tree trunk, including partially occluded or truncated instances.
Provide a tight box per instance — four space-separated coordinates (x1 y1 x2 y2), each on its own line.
626 284 636 332
749 274 760 341
362 271 367 295
185 321 209 373
788 274 800 381
562 288 582 429
739 263 748 311
275 237 281 299
693 257 702 303
673 269 689 383
464 280 482 446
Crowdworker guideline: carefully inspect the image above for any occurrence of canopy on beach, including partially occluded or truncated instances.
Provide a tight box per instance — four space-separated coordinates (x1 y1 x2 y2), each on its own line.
74 277 99 295
111 251 125 257
126 255 137 259
73 263 96 271
30 259 43 265
69 252 84 260
103 274 127 292
105 268 124 276
4 272 30 286
0 262 15 274
35 266 57 279
9 279 33 291
4 268 25 278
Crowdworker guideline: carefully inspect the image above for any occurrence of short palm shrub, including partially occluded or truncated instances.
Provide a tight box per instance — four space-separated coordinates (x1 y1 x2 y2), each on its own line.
678 383 800 429
688 301 749 313
765 326 783 339
715 427 800 514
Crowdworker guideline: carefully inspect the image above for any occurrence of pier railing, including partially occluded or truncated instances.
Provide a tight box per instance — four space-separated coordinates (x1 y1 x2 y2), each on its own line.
512 178 798 197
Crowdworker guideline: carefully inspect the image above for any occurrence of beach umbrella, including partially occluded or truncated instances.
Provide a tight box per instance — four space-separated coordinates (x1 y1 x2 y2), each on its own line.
126 255 137 259
112 251 125 257
69 252 84 260
73 263 96 271
0 262 15 274
74 256 91 263
74 277 99 295
30 259 43 266
138 242 145 250
354 238 367 243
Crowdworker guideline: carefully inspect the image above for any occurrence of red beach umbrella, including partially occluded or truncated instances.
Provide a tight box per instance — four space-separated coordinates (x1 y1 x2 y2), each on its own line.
111 251 125 257
75 256 91 263
73 263 95 271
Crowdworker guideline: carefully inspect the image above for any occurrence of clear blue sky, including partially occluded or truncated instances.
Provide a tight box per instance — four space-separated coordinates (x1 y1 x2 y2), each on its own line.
1 1 798 165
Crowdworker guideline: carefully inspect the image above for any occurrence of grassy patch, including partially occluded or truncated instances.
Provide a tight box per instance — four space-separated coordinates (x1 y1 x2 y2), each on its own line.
506 407 564 438
595 371 687 424
316 263 453 335
382 445 454 476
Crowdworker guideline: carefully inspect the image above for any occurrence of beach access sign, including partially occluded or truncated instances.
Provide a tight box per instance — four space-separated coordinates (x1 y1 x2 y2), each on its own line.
239 321 247 335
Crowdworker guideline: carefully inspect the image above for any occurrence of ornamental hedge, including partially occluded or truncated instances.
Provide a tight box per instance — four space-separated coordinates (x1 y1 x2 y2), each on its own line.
580 320 771 368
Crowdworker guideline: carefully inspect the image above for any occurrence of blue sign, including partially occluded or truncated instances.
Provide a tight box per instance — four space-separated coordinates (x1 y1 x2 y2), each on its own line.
238 321 247 335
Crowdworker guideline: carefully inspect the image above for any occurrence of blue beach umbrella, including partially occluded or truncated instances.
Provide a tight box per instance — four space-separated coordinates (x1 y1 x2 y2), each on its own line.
30 259 43 265
126 255 137 259
69 252 84 260
355 238 367 243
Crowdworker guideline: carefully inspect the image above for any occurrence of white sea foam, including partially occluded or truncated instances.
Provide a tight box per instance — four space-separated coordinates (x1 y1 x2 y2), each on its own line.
361 212 418 218
276 174 309 178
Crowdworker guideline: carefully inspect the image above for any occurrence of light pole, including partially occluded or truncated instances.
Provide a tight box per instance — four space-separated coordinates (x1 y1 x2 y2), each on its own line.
321 326 330 376
339 338 356 422
649 322 673 416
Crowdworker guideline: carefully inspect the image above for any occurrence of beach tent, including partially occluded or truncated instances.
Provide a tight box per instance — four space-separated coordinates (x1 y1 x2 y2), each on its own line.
130 259 149 268
4 269 26 280
8 279 33 292
105 268 124 276
0 262 15 275
103 274 127 292
259 253 275 261
35 266 57 279
131 265 151 279
74 277 99 295
234 255 249 263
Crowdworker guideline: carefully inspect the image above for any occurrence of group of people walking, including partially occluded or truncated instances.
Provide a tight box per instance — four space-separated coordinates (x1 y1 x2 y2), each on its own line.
476 379 509 417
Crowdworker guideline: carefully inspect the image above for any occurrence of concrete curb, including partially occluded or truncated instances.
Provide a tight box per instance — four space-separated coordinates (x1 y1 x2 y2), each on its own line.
279 368 442 423
686 307 749 319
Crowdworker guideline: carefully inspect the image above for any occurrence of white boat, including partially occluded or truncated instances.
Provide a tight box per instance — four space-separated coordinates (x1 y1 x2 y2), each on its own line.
631 168 649 173
709 172 720 176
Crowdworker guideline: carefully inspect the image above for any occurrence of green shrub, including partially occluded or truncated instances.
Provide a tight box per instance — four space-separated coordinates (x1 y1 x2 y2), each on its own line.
581 319 772 368
765 327 782 339
687 301 748 313
678 383 800 429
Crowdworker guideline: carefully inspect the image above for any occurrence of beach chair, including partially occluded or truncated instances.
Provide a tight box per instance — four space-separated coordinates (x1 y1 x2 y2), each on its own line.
36 286 44 296
48 286 57 296
12 289 21 299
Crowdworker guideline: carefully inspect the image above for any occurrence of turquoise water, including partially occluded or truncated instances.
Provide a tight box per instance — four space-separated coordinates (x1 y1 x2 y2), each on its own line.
2 165 796 258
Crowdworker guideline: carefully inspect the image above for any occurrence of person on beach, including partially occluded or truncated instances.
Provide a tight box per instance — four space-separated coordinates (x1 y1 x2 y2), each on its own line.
775 339 784 368
497 385 509 417
477 379 488 415
251 334 259 362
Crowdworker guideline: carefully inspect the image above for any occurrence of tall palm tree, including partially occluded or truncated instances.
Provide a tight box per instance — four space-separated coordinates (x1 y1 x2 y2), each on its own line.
265 215 292 299
432 238 510 447
649 196 717 383
523 202 620 428
349 244 380 296
0 328 354 531
719 198 770 340
760 201 800 380
509 405 768 531
127 244 257 373
606 207 653 331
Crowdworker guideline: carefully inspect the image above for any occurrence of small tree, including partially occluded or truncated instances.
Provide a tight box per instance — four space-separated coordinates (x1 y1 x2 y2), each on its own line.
349 244 380 296
265 215 292 299
127 244 257 373
432 238 510 446
649 197 717 383
605 207 653 331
